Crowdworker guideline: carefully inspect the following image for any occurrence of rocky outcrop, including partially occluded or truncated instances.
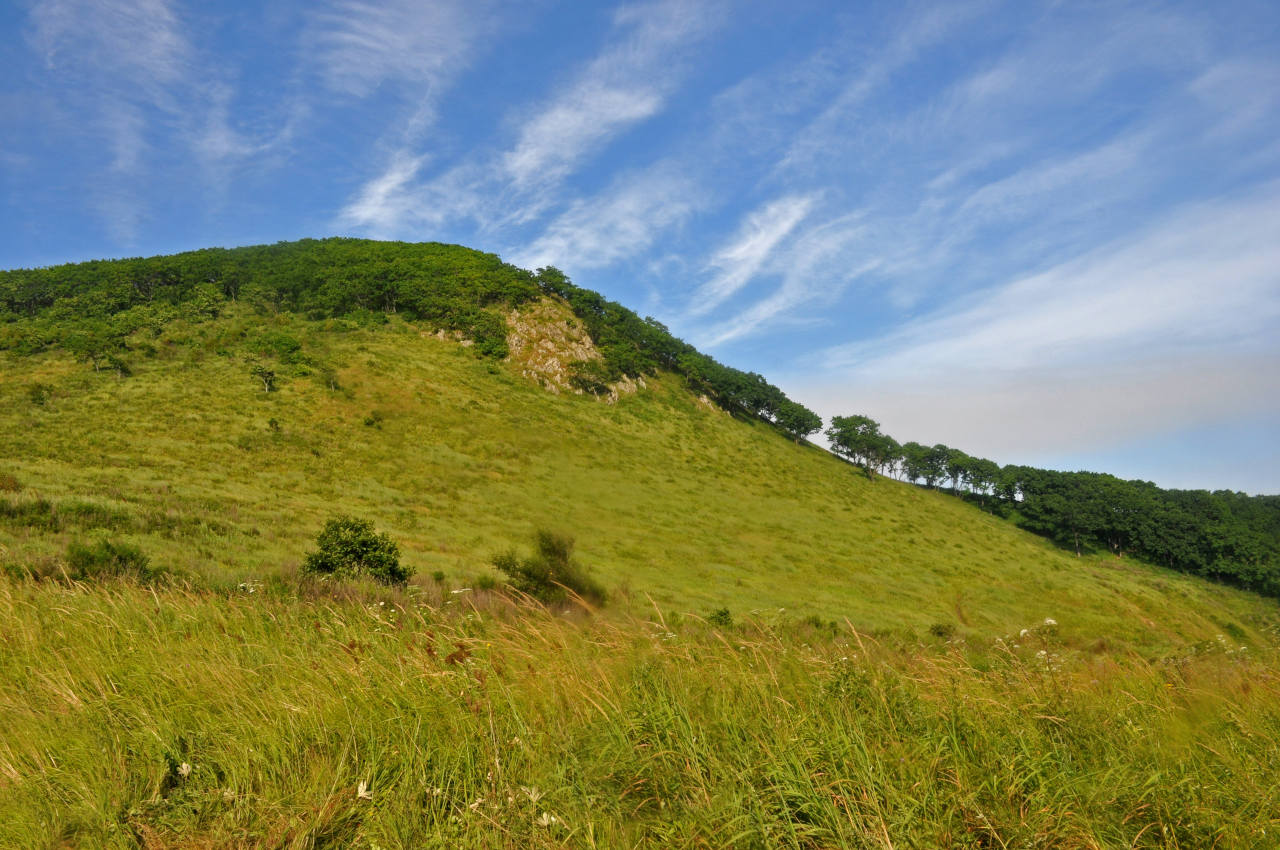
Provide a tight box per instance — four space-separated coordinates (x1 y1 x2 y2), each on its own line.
504 297 645 403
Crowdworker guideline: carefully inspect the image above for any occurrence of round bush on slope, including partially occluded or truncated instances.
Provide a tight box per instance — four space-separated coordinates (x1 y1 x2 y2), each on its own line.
302 517 409 585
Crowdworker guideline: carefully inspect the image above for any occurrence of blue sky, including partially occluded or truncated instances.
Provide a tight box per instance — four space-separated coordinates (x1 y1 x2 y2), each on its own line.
3 0 1279 493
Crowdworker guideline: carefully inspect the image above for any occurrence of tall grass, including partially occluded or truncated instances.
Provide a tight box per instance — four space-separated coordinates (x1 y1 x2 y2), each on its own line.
1 579 1277 848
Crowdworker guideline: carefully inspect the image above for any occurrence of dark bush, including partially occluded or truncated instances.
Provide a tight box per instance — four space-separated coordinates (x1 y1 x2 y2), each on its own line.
707 608 734 628
0 472 20 492
492 529 605 605
928 623 957 640
27 383 52 406
0 497 58 531
302 516 409 585
66 539 161 582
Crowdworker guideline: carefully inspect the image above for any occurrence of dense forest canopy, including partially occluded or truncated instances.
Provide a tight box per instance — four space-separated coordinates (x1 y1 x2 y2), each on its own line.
0 238 822 439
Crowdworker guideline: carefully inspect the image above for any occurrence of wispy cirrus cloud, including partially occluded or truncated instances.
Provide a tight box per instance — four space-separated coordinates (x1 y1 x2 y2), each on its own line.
510 166 702 272
793 186 1280 458
503 0 719 191
341 0 722 246
28 0 190 173
697 212 876 347
308 0 494 103
686 193 818 319
687 0 1277 347
22 0 297 236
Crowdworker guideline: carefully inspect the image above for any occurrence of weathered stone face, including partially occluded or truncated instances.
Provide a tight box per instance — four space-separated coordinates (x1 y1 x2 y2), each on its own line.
503 297 644 404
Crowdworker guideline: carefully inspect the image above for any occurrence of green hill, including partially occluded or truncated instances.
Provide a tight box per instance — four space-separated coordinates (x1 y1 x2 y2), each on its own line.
1 240 1278 847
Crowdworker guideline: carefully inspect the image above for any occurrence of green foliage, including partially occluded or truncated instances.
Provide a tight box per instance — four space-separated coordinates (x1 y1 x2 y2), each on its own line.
248 362 275 392
928 622 956 640
706 607 734 628
26 383 52 405
533 266 820 433
832 410 1280 598
301 516 408 585
492 529 606 605
0 497 58 531
65 539 160 583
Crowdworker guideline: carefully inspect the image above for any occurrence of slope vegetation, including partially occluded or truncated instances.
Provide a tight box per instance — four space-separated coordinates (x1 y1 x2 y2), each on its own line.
2 242 1279 848
0 290 1274 650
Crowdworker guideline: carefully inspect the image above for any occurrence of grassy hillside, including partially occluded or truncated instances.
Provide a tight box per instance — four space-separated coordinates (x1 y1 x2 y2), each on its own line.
2 243 1279 847
2 301 1275 649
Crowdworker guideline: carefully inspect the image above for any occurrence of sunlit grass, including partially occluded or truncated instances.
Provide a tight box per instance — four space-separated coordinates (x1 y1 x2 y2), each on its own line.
0 580 1277 848
3 307 1280 846
2 308 1273 653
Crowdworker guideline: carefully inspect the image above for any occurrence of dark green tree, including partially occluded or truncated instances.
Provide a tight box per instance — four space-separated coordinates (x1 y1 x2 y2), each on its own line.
302 516 408 584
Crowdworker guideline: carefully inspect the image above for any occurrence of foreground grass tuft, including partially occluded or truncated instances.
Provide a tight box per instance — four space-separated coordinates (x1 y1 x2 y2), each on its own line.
0 580 1277 848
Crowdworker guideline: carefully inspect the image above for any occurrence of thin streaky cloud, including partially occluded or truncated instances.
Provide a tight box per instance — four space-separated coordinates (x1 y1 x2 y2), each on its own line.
340 0 722 240
698 212 875 347
686 193 819 319
28 0 189 92
308 0 492 99
510 166 701 272
821 186 1280 378
502 0 721 191
339 153 427 236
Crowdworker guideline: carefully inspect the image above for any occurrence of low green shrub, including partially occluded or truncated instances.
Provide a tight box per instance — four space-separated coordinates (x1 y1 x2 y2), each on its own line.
0 497 58 531
928 622 957 640
301 516 409 585
707 607 734 628
65 539 161 583
492 529 606 605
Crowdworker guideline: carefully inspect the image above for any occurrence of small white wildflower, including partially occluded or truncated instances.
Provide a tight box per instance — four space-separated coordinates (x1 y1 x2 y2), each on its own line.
1036 650 1047 659
357 780 373 800
1043 618 1058 627
521 785 544 803
177 762 192 778
536 812 557 827
1019 629 1030 638
469 797 484 811
451 588 472 595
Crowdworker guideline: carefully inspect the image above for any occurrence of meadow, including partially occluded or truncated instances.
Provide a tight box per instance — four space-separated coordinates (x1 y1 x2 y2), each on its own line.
1 580 1277 848
3 303 1280 847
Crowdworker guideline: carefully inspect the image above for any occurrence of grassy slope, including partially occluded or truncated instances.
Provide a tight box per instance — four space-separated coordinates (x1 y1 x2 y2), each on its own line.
3 303 1280 847
2 304 1275 651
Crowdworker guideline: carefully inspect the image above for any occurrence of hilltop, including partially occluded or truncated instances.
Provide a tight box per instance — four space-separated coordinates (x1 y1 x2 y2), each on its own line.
1 240 1279 847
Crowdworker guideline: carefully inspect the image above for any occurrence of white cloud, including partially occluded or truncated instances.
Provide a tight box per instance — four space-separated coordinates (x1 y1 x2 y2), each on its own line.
29 0 189 94
339 0 721 238
697 212 876 346
504 84 663 189
824 187 1280 377
309 0 492 100
687 193 818 318
339 153 427 235
795 187 1280 460
510 167 701 271
503 0 718 189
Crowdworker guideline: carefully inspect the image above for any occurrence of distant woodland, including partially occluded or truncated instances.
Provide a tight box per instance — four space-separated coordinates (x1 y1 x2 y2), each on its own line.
826 415 1280 598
